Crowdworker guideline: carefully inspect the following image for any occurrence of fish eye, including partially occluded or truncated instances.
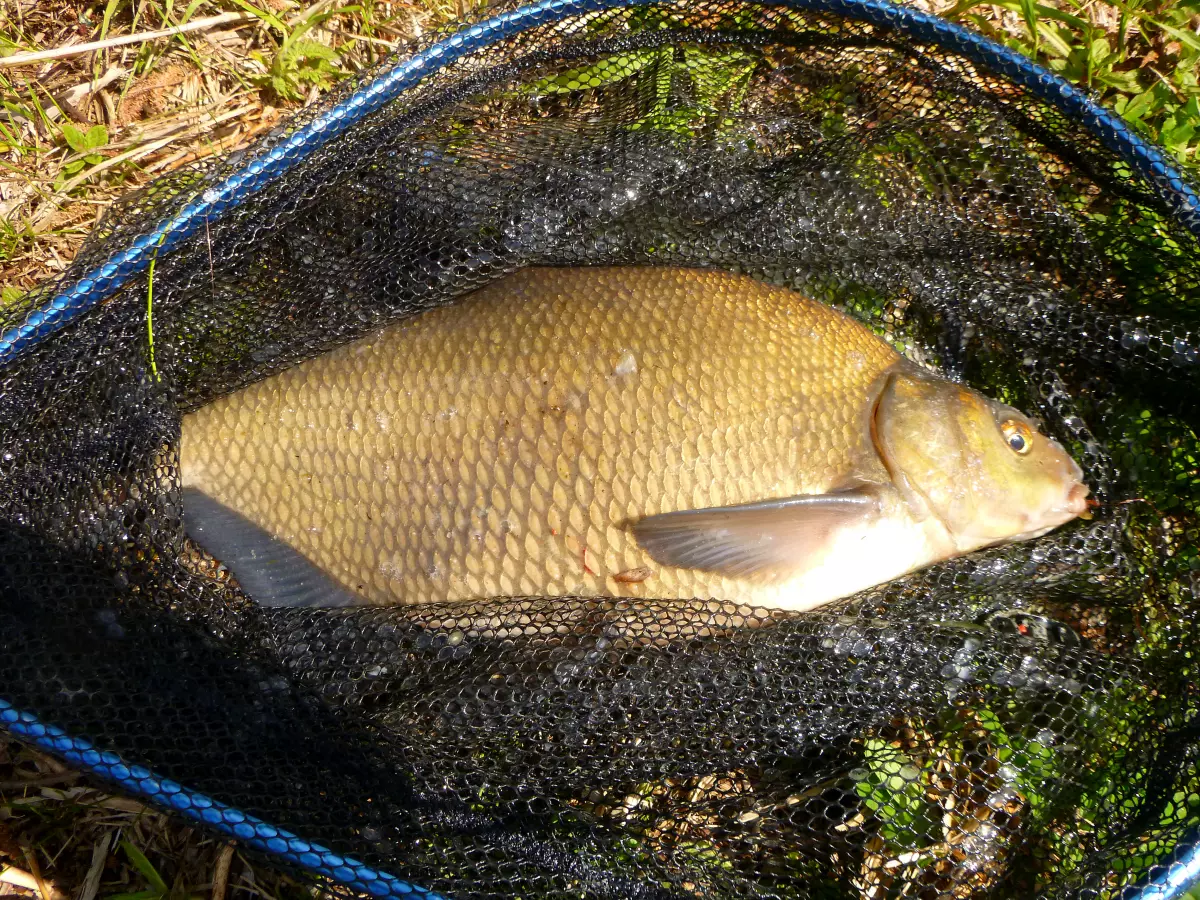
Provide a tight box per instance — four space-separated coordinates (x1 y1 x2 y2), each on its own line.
1000 419 1033 455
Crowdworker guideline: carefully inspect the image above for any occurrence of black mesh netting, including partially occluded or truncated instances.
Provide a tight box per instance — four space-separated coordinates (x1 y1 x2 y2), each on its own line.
1 1 1198 897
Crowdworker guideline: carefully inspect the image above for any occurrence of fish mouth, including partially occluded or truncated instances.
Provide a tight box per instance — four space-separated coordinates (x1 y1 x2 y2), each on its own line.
1065 481 1092 521
1059 444 1091 520
1007 481 1092 543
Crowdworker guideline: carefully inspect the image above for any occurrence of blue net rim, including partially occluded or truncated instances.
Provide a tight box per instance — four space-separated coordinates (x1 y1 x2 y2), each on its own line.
1 0 1199 368
0 699 449 900
1 1 1197 897
5 694 1197 900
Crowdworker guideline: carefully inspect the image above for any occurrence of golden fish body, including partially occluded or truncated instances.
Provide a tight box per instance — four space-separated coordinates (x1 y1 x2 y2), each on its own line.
180 266 1088 610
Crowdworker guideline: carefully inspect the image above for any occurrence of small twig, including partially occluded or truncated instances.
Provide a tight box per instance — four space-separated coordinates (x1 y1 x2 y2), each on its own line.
210 843 236 900
0 13 257 68
1147 65 1187 102
20 845 51 900
0 772 80 791
325 29 402 49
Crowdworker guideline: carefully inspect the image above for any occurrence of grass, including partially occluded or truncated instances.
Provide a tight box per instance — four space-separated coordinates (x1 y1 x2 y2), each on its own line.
0 737 316 900
919 0 1200 163
0 0 480 296
0 0 1198 898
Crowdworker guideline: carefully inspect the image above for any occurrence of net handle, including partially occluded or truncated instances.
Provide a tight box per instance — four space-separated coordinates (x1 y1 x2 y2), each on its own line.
1 0 1198 369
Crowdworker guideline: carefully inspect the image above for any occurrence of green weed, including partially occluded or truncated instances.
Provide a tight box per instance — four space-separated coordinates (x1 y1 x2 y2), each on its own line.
108 838 206 900
943 0 1200 168
231 0 355 101
54 123 109 192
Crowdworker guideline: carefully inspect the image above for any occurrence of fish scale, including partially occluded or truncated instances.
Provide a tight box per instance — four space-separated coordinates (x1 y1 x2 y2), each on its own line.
181 265 898 607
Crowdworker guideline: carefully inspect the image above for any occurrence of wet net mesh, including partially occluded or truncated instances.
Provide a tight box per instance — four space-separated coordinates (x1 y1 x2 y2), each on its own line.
1 1 1199 897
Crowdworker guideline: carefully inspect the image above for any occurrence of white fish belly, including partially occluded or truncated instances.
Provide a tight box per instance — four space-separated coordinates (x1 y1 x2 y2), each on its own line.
768 514 946 612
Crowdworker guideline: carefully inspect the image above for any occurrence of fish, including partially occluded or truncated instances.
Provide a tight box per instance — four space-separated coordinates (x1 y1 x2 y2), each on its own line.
179 265 1090 611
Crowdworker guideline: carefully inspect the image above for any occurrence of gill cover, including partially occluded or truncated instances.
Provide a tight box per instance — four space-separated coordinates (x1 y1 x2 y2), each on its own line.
872 364 1089 551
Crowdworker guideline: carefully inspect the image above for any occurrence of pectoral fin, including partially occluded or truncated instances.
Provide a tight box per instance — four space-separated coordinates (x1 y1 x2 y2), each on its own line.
183 487 364 608
632 491 878 579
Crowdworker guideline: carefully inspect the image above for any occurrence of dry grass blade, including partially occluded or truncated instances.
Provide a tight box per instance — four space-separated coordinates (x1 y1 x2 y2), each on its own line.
29 137 176 231
75 832 111 900
0 12 258 68
0 773 79 792
0 0 435 294
31 102 259 232
210 842 236 900
54 68 127 123
20 843 53 900
0 739 322 900
324 30 401 49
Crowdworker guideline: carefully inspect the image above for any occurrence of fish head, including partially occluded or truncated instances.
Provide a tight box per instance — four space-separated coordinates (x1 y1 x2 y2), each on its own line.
872 365 1090 553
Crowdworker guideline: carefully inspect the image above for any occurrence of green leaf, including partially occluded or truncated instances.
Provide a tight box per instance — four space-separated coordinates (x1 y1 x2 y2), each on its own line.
1034 21 1074 59
268 74 295 100
286 40 339 63
1 101 32 120
682 46 759 104
1163 121 1196 151
120 840 169 896
986 0 1085 31
853 739 934 843
1 285 25 306
224 0 286 34
1121 87 1164 123
1096 69 1142 93
295 62 337 86
63 159 85 175
943 0 992 18
1149 16 1200 54
99 0 126 42
1030 2 1087 30
1017 0 1039 44
530 50 660 95
60 122 87 153
84 124 108 150
180 0 209 22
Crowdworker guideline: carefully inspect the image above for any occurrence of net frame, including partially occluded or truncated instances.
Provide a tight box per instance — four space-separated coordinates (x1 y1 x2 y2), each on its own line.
2 1 1198 898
